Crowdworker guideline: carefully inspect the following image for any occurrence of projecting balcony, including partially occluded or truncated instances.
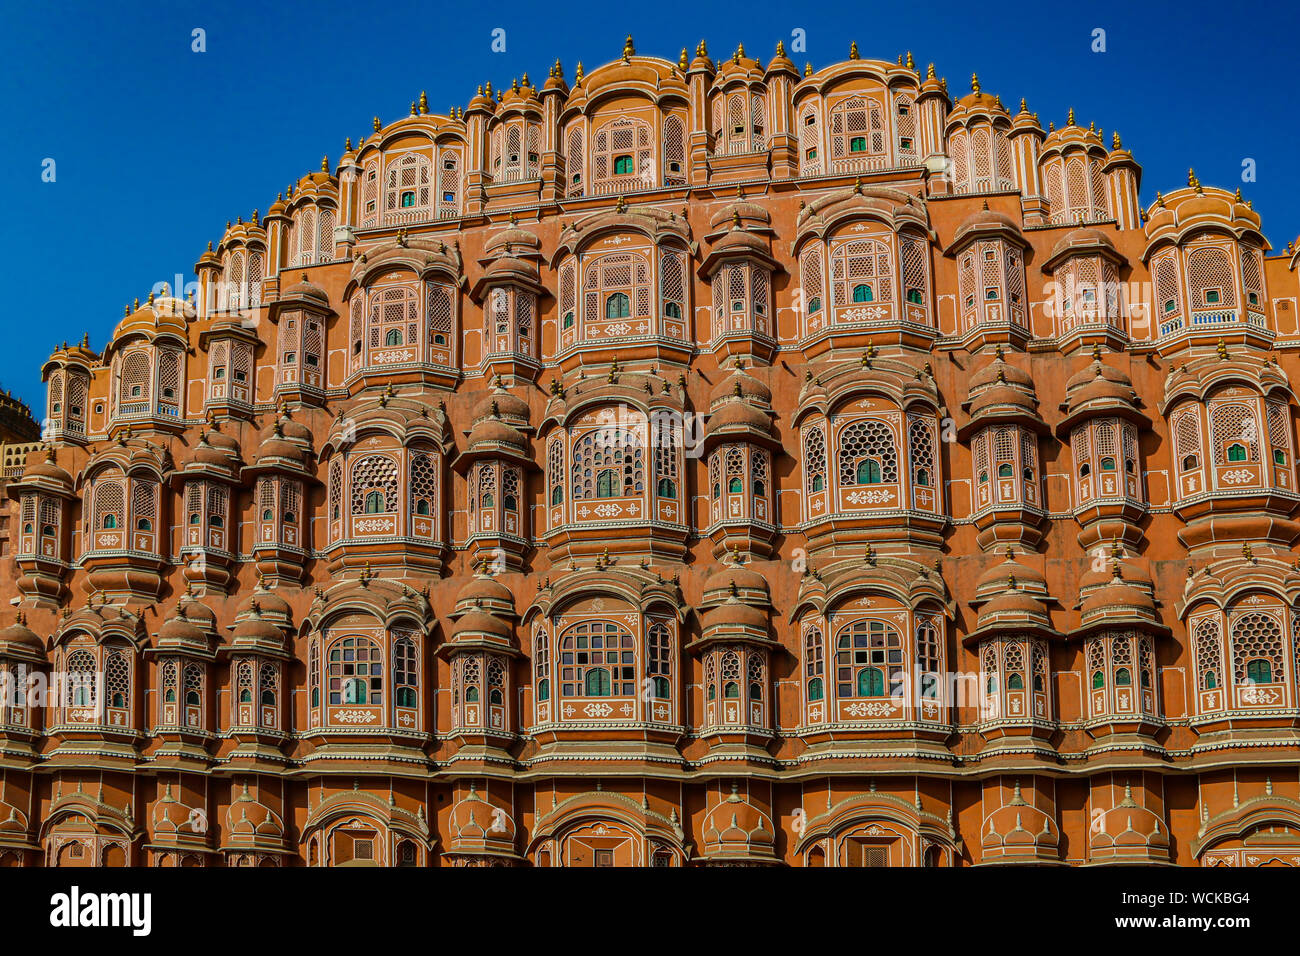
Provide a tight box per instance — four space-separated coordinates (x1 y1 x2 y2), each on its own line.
1154 307 1272 356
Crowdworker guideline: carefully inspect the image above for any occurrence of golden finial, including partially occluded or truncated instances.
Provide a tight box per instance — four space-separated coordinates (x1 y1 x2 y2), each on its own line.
970 72 979 94
147 291 155 305
1188 167 1201 191
926 62 935 80
849 40 859 60
574 62 584 84
1216 337 1229 360
776 40 786 58
696 39 708 57
1243 542 1254 562
419 90 428 113
485 80 493 97
906 50 914 70
623 35 635 61
615 195 627 213
679 48 688 70
1112 130 1121 150
372 116 381 132
853 176 863 195
409 101 417 116
804 62 812 77
736 41 745 59
940 77 948 95
511 76 518 93
320 156 329 173
1235 187 1243 201
1066 107 1075 126
344 137 352 152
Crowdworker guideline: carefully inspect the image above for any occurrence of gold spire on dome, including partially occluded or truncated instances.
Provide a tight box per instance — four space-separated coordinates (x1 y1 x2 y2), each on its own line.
622 35 634 61
511 77 518 93
804 62 812 77
1235 187 1243 201
849 40 859 60
373 116 381 132
696 39 708 57
615 195 627 213
574 62 583 84
679 48 688 70
736 42 745 60
970 72 979 94
1066 107 1075 126
409 101 417 115
906 50 914 70
776 40 786 57
1019 97 1027 112
1112 130 1121 149
321 156 329 172
1188 167 1202 192
419 90 428 113
344 138 352 152
926 62 935 80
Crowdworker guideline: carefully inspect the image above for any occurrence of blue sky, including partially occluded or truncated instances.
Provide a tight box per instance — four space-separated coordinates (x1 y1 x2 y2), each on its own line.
2 0 1297 411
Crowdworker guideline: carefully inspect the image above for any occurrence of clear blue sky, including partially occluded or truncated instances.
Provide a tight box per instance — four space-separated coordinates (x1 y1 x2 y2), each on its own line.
2 0 1297 412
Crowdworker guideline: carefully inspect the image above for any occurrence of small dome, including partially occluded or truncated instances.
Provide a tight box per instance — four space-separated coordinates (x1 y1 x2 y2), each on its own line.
454 574 514 611
702 598 768 633
0 614 42 650
706 401 772 436
21 450 73 489
466 416 527 452
472 386 530 425
284 272 328 304
968 383 1038 419
703 564 770 599
450 609 513 640
968 353 1035 394
709 367 771 406
231 614 283 644
157 614 206 647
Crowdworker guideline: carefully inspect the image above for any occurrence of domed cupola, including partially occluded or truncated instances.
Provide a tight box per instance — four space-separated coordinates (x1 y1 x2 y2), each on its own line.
470 225 545 384
102 290 193 436
699 203 781 365
1041 226 1129 352
7 447 76 606
945 202 1031 351
703 363 779 559
1088 781 1172 864
146 590 221 756
959 349 1050 550
1038 110 1111 226
267 270 335 408
1157 345 1300 553
41 338 96 444
242 412 318 588
944 74 1017 196
320 388 451 576
695 558 778 753
344 233 465 392
793 182 936 353
439 570 520 756
966 550 1059 737
1141 173 1270 354
0 610 46 744
1056 347 1149 552
1071 558 1166 738
453 379 535 573
170 423 244 596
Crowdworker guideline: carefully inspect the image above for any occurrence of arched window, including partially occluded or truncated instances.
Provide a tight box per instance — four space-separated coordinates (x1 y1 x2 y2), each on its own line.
394 637 418 709
839 419 898 486
560 621 635 697
605 292 630 319
327 637 383 708
647 621 672 700
836 620 902 700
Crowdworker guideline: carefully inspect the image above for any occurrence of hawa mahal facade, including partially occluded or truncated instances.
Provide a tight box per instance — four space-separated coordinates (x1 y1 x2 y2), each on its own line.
4 38 1300 867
